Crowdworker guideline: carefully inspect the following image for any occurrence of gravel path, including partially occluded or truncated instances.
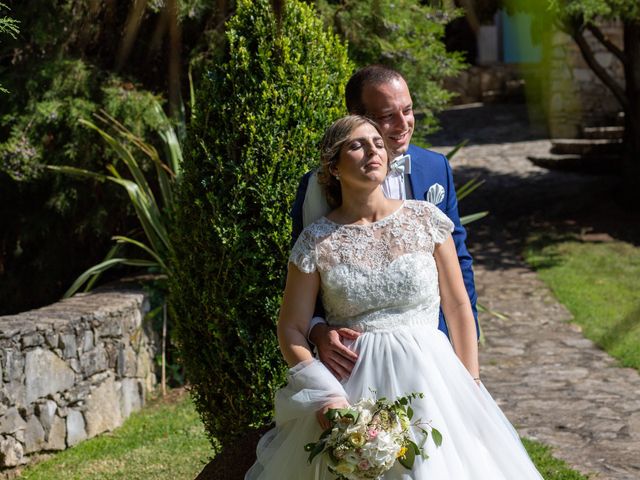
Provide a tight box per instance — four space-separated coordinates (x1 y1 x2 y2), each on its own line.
430 103 640 480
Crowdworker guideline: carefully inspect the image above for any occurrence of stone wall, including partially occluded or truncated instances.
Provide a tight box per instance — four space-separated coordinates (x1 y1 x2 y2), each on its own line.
444 64 527 105
0 284 157 468
547 22 625 138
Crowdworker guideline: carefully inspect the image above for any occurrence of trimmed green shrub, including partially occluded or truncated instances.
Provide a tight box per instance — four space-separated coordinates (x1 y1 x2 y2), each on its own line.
170 0 352 444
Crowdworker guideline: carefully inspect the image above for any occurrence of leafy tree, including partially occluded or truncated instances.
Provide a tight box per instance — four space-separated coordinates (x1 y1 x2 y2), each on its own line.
170 0 352 444
316 0 466 136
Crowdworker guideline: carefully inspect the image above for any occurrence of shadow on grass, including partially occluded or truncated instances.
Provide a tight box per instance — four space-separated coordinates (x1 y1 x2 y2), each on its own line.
599 303 640 365
524 229 577 271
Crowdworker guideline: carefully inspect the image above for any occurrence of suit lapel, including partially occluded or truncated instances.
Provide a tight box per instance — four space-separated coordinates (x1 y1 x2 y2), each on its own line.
407 145 426 201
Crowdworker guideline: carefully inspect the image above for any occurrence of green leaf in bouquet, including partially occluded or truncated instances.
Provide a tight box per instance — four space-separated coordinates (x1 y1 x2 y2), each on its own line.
407 406 414 420
398 441 417 469
305 440 326 464
432 427 443 447
411 440 421 455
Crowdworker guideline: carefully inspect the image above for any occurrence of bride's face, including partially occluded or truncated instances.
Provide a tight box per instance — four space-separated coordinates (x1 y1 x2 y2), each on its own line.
333 123 388 188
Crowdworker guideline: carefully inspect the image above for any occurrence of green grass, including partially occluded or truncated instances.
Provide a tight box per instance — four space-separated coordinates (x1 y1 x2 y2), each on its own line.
20 390 215 480
524 233 640 370
523 438 590 479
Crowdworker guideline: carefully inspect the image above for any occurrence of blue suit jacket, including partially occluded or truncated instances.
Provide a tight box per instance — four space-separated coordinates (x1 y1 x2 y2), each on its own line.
291 144 479 339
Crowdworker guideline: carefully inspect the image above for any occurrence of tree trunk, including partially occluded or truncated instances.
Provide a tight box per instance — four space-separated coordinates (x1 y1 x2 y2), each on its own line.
623 19 640 201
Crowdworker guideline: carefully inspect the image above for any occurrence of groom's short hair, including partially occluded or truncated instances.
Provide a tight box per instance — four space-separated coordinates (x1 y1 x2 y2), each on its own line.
345 65 406 115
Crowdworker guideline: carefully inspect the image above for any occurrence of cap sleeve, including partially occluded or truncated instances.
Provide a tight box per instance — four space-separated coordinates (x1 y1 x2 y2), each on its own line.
426 202 454 245
288 228 317 273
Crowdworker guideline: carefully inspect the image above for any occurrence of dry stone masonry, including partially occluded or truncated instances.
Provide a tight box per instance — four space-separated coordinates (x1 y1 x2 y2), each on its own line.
0 285 157 468
547 21 625 138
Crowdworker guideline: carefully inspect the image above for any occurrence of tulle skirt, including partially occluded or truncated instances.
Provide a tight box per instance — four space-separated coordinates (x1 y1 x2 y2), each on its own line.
246 323 544 479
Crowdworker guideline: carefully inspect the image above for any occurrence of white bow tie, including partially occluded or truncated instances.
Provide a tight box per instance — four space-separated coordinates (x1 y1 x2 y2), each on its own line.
390 154 411 175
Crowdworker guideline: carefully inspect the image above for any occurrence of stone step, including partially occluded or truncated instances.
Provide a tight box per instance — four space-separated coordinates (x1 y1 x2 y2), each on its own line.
550 138 623 156
582 126 624 140
527 153 622 174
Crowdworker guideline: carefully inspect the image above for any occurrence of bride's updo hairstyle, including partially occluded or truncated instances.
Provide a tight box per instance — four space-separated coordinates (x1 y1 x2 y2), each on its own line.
318 115 387 208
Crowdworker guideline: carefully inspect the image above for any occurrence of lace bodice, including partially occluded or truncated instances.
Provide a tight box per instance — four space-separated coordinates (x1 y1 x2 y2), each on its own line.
289 200 454 331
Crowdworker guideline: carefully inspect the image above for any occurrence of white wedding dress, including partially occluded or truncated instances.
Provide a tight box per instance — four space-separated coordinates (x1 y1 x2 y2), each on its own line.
246 200 544 479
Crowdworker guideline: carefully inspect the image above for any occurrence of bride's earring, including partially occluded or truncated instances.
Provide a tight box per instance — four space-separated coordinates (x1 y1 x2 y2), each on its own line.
334 171 340 181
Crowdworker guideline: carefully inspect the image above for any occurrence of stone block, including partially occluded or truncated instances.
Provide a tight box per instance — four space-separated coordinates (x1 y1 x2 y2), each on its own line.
37 400 58 433
0 435 24 467
0 325 21 340
68 358 81 373
84 375 122 438
99 319 123 338
24 415 46 453
104 343 118 369
63 381 91 405
25 348 76 403
21 332 44 348
0 408 26 435
66 409 87 446
573 67 593 82
117 345 138 378
120 379 142 419
81 330 94 352
44 332 59 349
4 349 25 382
59 332 77 359
44 415 66 451
6 381 26 407
80 346 108 377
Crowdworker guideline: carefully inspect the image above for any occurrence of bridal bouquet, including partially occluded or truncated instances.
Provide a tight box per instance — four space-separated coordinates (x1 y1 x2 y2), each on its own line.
304 393 442 480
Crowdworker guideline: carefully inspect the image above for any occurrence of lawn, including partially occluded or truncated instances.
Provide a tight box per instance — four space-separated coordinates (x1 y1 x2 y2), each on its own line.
524 233 640 370
523 439 589 479
17 386 588 480
19 389 214 480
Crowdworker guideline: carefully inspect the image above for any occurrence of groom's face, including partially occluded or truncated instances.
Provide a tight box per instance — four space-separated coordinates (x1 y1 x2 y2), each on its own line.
361 78 414 157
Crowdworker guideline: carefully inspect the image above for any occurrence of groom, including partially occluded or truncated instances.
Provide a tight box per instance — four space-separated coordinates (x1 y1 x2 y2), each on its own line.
291 65 478 379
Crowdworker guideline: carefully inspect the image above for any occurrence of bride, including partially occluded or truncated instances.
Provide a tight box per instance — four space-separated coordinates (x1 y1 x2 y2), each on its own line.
246 115 544 479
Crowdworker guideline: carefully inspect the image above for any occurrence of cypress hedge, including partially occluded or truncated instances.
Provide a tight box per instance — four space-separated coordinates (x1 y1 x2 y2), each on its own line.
170 0 352 444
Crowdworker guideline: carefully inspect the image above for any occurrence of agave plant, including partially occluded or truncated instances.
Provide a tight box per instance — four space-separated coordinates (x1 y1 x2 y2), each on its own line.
46 102 182 297
445 140 488 226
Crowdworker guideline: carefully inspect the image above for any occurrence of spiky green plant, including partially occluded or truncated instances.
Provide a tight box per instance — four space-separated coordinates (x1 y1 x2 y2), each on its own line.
46 102 182 296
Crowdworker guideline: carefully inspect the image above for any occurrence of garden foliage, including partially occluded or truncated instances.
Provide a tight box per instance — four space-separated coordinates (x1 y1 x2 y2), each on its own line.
317 0 466 135
0 0 224 314
0 58 167 314
0 2 18 94
170 0 352 444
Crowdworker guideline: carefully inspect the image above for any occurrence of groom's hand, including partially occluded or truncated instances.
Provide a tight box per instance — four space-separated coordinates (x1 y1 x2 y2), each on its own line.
310 324 360 380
